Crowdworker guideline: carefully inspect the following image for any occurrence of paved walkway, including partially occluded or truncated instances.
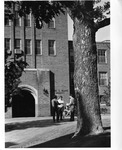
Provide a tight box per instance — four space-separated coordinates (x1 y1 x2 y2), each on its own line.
5 116 77 148
5 115 110 148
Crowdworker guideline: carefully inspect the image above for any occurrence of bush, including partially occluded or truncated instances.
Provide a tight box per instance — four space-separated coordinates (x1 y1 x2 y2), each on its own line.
100 105 110 114
100 107 107 114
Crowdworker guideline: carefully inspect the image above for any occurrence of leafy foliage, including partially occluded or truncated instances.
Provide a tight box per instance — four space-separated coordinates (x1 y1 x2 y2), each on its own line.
93 1 110 22
5 50 28 112
5 1 110 29
5 1 67 29
103 81 111 106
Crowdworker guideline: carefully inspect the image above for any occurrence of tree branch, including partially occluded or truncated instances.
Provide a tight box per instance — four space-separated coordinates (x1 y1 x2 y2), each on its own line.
94 18 110 31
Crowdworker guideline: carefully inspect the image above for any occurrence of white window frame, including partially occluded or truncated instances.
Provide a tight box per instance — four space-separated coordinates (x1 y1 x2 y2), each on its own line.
5 38 11 51
25 13 31 27
98 49 107 63
25 39 32 55
99 72 108 86
48 40 56 56
5 16 11 26
48 18 55 29
35 40 42 55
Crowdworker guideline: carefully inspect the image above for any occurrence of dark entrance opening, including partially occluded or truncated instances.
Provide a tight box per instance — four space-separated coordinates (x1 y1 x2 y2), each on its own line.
12 90 35 117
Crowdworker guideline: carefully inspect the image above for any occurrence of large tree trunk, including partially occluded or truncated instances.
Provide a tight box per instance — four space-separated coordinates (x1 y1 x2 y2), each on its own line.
73 17 103 137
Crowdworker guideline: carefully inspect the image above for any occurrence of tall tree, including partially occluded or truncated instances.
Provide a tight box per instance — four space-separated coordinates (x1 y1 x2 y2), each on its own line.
5 0 110 137
66 0 110 137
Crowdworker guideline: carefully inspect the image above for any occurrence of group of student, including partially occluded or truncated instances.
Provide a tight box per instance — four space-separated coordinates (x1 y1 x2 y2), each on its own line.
51 95 76 122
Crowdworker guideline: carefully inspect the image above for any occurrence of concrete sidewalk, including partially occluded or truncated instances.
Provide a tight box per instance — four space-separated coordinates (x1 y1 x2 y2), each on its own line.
5 116 77 148
5 115 110 148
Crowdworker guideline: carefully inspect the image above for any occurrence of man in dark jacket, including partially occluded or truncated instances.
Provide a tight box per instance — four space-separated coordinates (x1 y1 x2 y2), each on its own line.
51 95 59 122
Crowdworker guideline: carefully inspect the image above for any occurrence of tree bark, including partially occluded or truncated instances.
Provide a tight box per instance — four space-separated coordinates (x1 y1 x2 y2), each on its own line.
94 18 110 31
73 17 103 137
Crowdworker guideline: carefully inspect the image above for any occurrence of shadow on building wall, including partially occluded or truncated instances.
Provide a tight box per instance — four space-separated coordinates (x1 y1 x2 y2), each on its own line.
50 71 55 116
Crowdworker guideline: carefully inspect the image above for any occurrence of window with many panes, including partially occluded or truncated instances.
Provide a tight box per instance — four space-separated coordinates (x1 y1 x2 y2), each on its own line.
35 40 42 55
25 39 31 55
5 16 11 26
48 40 56 56
15 39 21 49
25 13 31 27
5 38 11 50
48 18 55 28
99 72 108 86
98 49 107 63
15 11 21 26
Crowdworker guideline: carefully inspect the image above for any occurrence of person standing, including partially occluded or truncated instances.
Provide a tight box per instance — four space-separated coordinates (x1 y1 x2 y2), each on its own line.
58 96 64 120
68 95 75 121
51 95 59 122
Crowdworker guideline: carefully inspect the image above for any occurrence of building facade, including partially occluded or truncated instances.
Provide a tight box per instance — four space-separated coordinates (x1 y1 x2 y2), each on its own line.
5 9 70 118
97 41 110 103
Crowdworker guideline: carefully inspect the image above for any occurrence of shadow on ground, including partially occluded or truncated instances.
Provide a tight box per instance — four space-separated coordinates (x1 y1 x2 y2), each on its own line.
30 129 110 148
5 118 71 132
5 142 18 148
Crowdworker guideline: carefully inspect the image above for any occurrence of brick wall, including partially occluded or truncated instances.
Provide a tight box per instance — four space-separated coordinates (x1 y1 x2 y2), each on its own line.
97 42 110 95
20 69 51 116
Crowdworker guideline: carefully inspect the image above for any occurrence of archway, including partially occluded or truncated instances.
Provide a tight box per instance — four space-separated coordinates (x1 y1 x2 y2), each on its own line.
12 90 35 117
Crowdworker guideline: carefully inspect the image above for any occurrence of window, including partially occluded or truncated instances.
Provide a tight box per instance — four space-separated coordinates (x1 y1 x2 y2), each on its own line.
14 39 22 54
99 72 108 86
15 11 21 26
15 39 21 49
98 49 107 63
35 40 42 55
25 13 31 27
25 39 31 55
48 40 56 56
5 16 11 26
5 38 11 50
48 18 55 28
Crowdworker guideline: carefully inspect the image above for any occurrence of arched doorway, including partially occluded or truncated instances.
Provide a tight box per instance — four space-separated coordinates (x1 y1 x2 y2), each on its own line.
12 90 35 117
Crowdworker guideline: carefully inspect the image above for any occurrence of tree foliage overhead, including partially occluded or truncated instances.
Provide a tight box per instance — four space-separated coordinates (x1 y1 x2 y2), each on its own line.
5 0 110 30
5 1 68 28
